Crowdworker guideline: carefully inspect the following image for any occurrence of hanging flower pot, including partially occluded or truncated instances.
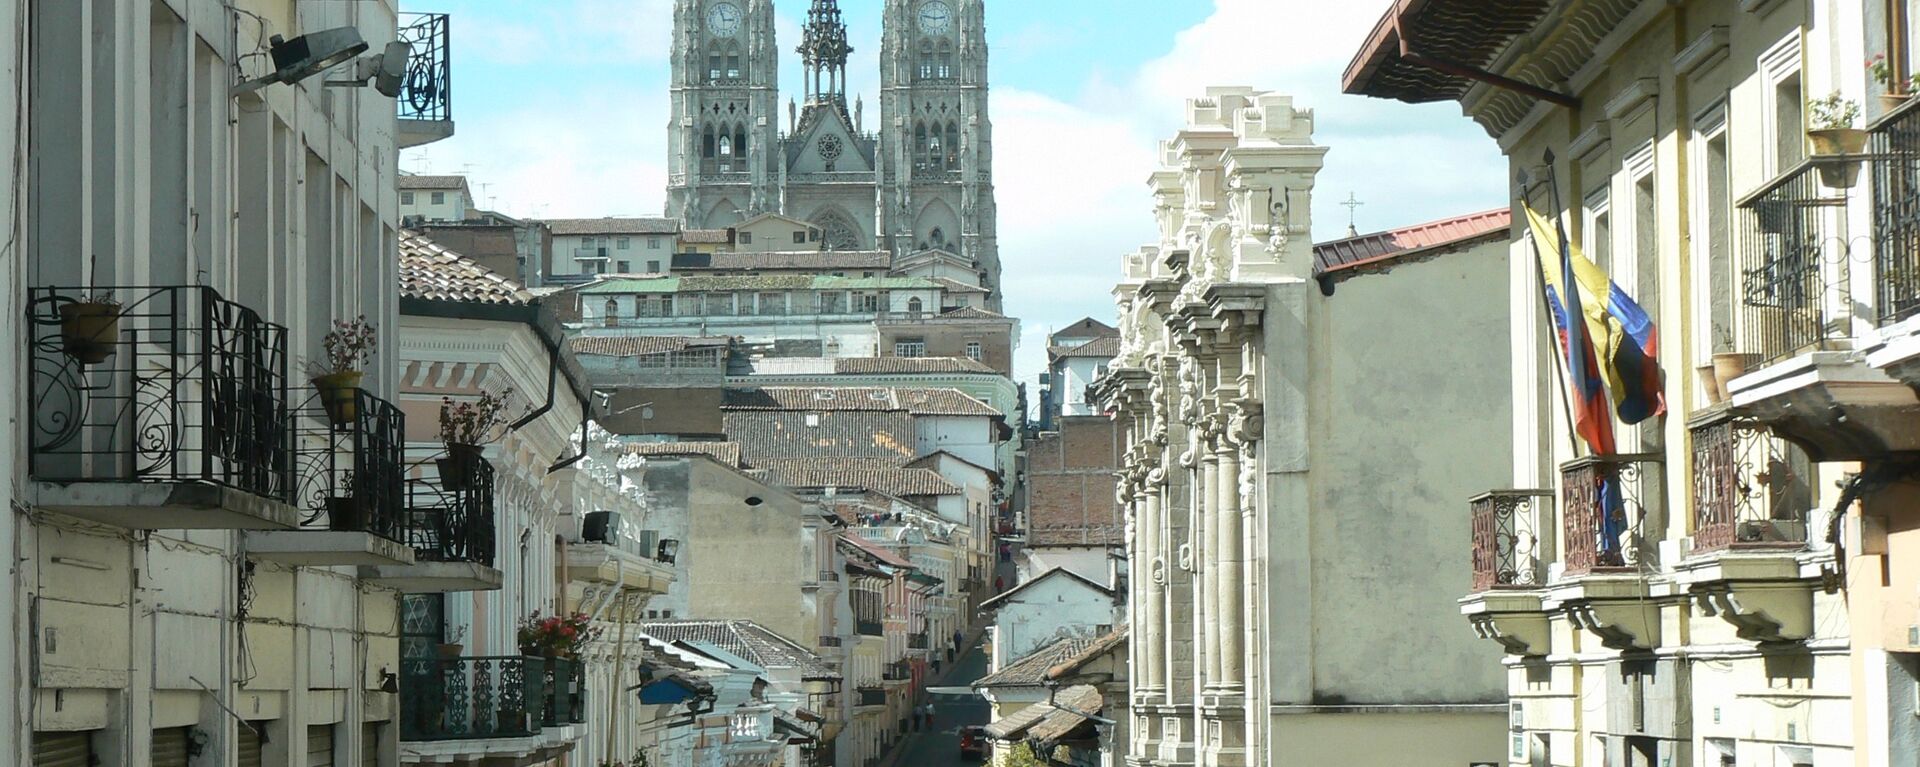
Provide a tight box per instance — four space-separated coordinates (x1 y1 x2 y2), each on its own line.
1713 352 1760 395
1697 363 1725 405
1883 93 1913 113
1807 93 1868 188
59 300 122 364
436 442 485 487
312 370 365 426
435 642 464 659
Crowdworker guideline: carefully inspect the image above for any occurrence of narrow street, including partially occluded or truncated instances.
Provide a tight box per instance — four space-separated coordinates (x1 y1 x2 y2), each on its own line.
896 631 991 766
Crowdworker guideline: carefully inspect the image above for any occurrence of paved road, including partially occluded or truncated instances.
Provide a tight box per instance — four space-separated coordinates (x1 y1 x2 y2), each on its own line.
895 635 992 766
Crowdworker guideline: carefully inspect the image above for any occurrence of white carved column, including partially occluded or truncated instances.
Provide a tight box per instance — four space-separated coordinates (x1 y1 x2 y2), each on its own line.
1216 429 1244 689
1144 466 1167 694
1197 419 1221 690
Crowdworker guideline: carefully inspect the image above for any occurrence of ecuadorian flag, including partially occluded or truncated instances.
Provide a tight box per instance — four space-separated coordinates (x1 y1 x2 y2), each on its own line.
1523 205 1666 431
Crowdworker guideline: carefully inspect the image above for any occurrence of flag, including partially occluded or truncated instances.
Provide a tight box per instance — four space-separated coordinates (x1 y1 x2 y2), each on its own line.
1528 206 1666 425
1525 205 1616 456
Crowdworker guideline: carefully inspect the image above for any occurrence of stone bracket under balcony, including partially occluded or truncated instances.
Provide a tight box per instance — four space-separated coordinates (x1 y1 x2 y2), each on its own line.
35 481 299 531
564 544 674 594
364 561 503 593
1727 351 1920 462
245 530 416 567
1549 576 1661 651
1676 552 1815 644
1460 592 1550 656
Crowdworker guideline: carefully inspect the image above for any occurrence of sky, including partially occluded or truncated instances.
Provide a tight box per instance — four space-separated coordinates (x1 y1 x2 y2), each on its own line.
401 0 1508 404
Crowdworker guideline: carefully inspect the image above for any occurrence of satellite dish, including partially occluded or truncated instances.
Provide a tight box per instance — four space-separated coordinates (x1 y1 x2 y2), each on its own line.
372 41 411 98
232 26 369 95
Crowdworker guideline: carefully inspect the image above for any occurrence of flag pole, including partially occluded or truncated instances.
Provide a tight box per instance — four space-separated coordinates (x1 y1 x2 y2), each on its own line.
1520 175 1583 458
1540 149 1598 458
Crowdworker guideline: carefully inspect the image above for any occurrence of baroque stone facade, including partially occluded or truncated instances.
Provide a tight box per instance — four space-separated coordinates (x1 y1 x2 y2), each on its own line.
666 0 1003 307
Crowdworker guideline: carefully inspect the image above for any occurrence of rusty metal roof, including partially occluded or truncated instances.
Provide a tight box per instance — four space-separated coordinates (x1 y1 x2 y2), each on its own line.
1312 208 1511 281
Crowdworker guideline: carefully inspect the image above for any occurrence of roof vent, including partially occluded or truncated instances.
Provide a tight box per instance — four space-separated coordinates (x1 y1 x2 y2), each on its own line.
869 391 889 401
813 391 835 401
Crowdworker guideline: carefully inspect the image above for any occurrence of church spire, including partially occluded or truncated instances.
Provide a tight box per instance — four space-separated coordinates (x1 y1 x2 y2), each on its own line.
798 0 853 116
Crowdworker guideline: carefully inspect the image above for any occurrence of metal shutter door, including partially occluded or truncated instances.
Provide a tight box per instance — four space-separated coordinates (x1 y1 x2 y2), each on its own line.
31 732 91 767
152 727 190 767
361 723 382 767
238 723 266 767
307 725 334 767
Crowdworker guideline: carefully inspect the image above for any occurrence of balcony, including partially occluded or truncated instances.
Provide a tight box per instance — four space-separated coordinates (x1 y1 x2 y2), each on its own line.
855 619 883 637
366 465 502 593
907 632 930 651
400 656 575 743
818 635 843 648
247 390 414 566
26 286 299 529
856 687 887 708
1460 490 1552 656
1676 409 1819 645
397 13 455 149
563 513 675 595
1866 99 1920 407
1559 453 1662 578
882 661 912 682
1730 155 1920 460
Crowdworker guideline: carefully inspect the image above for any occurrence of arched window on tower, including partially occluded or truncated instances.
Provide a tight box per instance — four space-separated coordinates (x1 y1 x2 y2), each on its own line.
946 121 961 170
938 42 954 79
914 122 930 172
604 299 619 327
727 42 743 79
735 124 748 159
702 125 717 159
708 53 723 82
930 227 947 249
929 124 945 171
919 42 935 80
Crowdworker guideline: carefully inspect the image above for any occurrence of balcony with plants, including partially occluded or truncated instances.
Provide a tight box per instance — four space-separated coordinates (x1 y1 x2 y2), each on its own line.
1536 453 1667 653
26 285 299 529
1726 93 1920 461
399 611 594 757
1865 93 1920 410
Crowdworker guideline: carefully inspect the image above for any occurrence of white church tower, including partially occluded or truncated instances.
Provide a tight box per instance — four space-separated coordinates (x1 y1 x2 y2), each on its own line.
667 0 781 226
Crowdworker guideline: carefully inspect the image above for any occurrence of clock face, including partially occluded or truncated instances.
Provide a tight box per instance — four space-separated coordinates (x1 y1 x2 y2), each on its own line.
708 2 743 38
919 1 953 36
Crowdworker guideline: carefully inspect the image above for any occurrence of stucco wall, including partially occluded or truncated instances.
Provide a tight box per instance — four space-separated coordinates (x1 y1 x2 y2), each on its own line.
1307 237 1513 706
1268 711 1506 765
685 461 815 646
992 575 1116 663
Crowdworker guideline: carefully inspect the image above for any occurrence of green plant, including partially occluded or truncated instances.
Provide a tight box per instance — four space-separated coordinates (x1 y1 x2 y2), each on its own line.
1808 91 1861 130
75 290 121 307
1869 54 1920 93
999 743 1047 767
439 386 519 446
309 315 378 377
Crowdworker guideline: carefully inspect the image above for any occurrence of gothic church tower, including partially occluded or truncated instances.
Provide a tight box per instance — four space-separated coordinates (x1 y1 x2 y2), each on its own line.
668 0 781 227
880 0 998 307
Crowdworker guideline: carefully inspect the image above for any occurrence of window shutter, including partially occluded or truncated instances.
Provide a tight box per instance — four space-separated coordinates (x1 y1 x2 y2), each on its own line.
151 727 191 767
307 725 334 767
362 723 383 767
238 722 266 767
31 732 93 767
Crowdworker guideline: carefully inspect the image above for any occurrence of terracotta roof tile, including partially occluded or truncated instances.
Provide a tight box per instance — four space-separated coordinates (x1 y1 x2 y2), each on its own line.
1312 208 1512 280
975 635 1104 689
722 387 1000 418
831 357 995 375
1052 336 1120 360
681 229 733 244
544 217 679 236
639 620 838 679
622 441 743 468
723 410 919 464
398 230 533 305
756 458 960 497
1045 627 1128 681
838 530 918 570
569 335 732 357
399 175 469 190
692 251 892 271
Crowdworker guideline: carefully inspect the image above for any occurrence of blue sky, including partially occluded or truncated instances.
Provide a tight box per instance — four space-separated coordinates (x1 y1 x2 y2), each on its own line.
403 0 1507 400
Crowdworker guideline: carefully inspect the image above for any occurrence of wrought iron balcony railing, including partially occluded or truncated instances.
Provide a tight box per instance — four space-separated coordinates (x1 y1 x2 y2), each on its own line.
1689 413 1812 554
856 687 887 707
290 389 406 541
882 662 912 681
1560 453 1662 578
907 632 930 650
400 656 550 741
819 569 841 582
818 635 843 648
541 657 586 727
1873 97 1920 326
855 619 883 637
1737 161 1856 363
27 286 291 500
1468 490 1551 592
405 459 497 567
397 13 452 123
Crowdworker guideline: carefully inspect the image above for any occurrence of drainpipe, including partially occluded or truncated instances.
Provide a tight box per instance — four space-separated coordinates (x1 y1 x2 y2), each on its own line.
1391 8 1579 108
511 344 561 432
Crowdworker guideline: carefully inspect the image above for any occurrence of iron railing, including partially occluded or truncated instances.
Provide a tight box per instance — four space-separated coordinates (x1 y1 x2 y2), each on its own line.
819 570 841 582
405 459 497 566
27 286 290 500
818 635 843 648
1468 490 1552 592
855 619 883 637
290 389 406 541
1737 161 1855 363
400 656 549 741
907 632 930 650
856 687 887 707
397 13 452 123
1690 413 1811 553
882 661 912 682
1560 454 1662 577
1872 97 1920 325
541 657 586 727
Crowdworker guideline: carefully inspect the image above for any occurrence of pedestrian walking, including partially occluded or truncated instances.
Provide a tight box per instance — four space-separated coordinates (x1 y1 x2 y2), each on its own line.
994 575 1004 592
922 703 936 730
952 629 964 653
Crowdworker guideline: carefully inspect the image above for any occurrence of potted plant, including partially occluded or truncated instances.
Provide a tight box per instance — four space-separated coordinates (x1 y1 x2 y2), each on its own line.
517 611 601 658
1808 92 1868 187
437 387 517 486
1869 54 1920 111
1711 326 1759 397
309 316 378 426
436 625 466 659
326 471 360 532
59 291 122 365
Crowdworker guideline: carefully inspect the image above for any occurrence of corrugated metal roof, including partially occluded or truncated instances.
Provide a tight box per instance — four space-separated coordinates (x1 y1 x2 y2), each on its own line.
831 357 995 375
1311 208 1512 280
722 387 1000 417
579 275 944 295
681 229 734 244
692 251 892 271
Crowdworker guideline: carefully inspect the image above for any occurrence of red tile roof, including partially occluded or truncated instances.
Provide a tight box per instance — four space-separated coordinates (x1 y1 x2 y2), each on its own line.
569 335 731 357
543 217 679 236
398 230 533 305
622 441 743 468
838 530 919 570
757 458 961 497
830 357 995 375
1312 208 1511 281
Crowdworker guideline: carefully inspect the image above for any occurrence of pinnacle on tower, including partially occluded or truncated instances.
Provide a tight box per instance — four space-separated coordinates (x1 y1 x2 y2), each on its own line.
799 0 853 112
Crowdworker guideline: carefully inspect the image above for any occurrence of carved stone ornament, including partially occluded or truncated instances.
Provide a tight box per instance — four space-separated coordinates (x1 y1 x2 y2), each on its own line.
1177 543 1195 572
1228 400 1263 444
1152 556 1168 585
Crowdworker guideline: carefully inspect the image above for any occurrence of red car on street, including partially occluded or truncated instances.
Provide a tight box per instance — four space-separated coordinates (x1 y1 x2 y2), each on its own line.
958 725 990 761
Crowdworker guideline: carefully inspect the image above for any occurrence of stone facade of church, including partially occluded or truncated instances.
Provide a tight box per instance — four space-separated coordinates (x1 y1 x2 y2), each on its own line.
667 0 1003 308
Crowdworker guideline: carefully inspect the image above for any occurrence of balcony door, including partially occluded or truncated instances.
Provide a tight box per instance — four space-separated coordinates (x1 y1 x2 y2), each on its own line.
401 593 446 659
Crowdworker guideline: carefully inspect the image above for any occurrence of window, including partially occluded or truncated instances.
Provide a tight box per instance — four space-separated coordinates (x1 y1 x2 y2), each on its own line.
819 292 848 314
431 192 446 204
758 292 788 315
705 292 734 315
401 192 414 205
649 236 662 249
1583 188 1611 272
794 230 808 244
618 237 631 249
708 54 722 81
1695 107 1734 356
617 260 631 273
647 260 661 273
895 339 927 358
965 342 982 361
907 297 925 315
739 232 754 244
604 299 619 325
